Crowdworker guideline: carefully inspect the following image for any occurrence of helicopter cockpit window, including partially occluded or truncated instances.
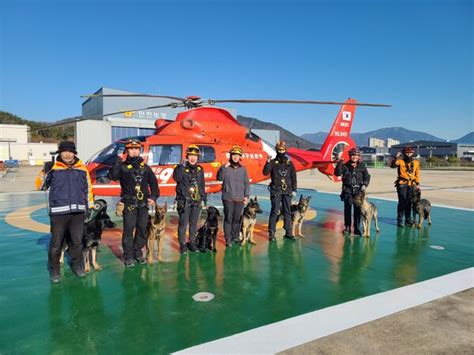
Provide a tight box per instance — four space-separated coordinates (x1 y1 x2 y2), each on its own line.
89 142 127 165
198 146 216 163
149 145 182 165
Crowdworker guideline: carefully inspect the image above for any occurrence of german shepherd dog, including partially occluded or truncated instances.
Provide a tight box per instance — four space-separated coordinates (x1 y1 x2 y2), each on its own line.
59 199 116 272
411 189 432 228
240 197 263 246
146 202 167 264
291 194 313 237
352 191 380 237
196 206 220 252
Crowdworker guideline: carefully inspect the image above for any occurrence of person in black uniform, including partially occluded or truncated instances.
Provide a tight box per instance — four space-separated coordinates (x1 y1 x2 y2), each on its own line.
263 141 297 242
334 147 371 236
173 144 207 254
109 139 159 267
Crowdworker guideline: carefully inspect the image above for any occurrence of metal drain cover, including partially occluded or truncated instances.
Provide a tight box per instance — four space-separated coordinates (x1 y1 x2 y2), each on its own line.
192 292 215 302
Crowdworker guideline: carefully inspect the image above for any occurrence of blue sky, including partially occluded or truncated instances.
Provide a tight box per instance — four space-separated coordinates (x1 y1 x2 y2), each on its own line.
1 0 472 140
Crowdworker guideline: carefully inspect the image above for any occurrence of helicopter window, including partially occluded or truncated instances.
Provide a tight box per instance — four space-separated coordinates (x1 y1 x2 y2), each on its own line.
94 167 112 184
245 131 261 143
198 146 216 163
149 145 182 165
89 142 127 165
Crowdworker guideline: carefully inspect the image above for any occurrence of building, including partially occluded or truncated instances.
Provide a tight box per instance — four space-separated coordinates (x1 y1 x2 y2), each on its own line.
368 137 385 148
0 124 57 162
78 87 238 161
386 138 400 147
457 144 474 161
389 141 457 159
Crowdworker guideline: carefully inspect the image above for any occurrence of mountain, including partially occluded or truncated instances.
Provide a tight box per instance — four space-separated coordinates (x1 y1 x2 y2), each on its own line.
0 111 74 143
236 115 319 149
451 132 474 144
302 127 446 146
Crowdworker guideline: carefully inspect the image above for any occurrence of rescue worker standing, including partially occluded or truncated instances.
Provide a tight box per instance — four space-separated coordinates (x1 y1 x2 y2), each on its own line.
390 146 420 227
173 145 206 254
109 139 159 267
334 147 370 235
217 145 250 247
263 141 297 241
36 141 94 283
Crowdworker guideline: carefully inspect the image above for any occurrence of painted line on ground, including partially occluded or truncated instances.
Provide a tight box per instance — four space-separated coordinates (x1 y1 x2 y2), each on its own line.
175 267 474 354
317 190 474 211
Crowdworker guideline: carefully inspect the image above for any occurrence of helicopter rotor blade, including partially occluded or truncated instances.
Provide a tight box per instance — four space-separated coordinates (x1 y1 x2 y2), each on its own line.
208 99 391 107
28 103 177 133
81 94 186 101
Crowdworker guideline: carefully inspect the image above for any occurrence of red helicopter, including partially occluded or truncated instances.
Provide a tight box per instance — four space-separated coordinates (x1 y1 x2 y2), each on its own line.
81 95 390 197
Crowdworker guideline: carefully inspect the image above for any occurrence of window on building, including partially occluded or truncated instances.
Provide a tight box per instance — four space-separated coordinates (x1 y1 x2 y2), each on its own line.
149 145 182 165
198 146 216 163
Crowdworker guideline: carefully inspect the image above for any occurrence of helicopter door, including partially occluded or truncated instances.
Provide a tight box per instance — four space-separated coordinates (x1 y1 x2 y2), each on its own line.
148 144 182 186
196 145 219 193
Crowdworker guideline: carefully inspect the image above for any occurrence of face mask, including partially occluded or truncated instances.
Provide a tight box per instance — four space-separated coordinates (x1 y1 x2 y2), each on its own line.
277 152 286 160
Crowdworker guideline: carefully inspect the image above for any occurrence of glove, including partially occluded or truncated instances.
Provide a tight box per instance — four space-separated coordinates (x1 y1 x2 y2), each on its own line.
201 200 207 209
291 191 297 197
360 185 367 192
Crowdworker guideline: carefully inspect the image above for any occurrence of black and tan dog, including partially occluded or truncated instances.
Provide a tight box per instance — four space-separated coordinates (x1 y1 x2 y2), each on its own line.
411 189 432 228
196 206 220 252
240 197 263 246
290 194 313 237
59 199 116 272
352 191 380 237
146 202 168 264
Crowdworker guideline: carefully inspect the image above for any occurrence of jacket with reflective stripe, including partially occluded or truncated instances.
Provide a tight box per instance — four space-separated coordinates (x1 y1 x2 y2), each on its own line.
42 159 94 215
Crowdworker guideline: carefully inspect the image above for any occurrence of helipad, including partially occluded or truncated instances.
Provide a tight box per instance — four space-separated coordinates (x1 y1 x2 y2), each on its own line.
0 185 472 354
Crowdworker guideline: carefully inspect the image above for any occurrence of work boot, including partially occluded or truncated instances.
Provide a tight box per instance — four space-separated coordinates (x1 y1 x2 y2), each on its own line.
406 220 414 227
353 228 362 236
268 232 275 242
226 242 233 248
188 243 198 253
50 270 61 284
73 268 86 278
284 234 296 240
343 226 351 234
124 259 136 268
179 244 187 255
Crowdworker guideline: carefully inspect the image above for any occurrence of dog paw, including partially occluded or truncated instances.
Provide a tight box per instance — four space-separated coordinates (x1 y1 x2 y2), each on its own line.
94 265 102 271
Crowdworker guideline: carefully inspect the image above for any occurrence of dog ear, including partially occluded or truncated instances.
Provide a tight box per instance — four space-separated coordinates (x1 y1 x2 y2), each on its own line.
299 194 303 202
216 208 221 216
254 196 258 201
164 201 168 210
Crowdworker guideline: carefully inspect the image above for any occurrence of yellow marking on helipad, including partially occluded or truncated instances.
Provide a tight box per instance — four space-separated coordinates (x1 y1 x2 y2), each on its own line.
5 204 49 234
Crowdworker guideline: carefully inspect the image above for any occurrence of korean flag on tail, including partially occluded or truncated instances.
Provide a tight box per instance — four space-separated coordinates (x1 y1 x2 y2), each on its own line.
342 111 352 121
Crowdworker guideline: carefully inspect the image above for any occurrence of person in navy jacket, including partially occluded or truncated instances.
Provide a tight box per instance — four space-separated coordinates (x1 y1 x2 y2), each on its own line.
36 141 94 283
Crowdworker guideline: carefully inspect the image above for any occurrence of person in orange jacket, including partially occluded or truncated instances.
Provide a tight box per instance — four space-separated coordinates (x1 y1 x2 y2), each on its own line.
390 145 420 227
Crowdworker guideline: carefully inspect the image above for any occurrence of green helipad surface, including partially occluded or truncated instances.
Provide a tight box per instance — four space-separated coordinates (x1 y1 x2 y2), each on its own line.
1 186 473 354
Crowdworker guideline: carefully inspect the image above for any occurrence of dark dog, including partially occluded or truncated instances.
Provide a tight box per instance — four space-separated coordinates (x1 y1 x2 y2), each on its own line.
146 202 168 264
196 206 220 252
291 194 313 237
60 199 116 272
240 197 263 246
352 191 380 237
411 189 432 228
